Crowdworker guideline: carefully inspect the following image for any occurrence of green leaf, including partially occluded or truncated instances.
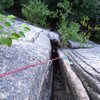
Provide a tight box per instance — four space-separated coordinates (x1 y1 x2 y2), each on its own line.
0 37 12 46
6 38 12 47
20 23 27 28
7 15 16 19
0 25 3 30
4 22 11 28
0 37 6 45
7 15 15 23
24 27 30 33
18 31 25 37
11 32 20 39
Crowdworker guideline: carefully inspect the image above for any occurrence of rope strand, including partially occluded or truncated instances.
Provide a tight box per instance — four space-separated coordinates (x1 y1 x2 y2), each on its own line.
0 56 60 79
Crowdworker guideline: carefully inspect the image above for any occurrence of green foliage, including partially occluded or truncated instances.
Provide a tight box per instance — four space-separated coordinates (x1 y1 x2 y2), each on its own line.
0 0 13 13
58 19 82 46
57 0 82 46
22 0 51 27
68 0 100 44
0 14 30 46
80 16 100 43
1 0 98 45
70 0 100 20
57 0 72 17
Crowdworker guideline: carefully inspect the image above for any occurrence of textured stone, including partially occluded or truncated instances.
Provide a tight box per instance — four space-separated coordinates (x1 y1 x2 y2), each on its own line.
58 50 90 100
0 17 55 100
49 32 60 48
67 40 93 49
66 42 100 99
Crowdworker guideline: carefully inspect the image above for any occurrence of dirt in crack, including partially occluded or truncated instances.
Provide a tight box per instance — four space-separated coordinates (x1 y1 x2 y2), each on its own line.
50 49 73 100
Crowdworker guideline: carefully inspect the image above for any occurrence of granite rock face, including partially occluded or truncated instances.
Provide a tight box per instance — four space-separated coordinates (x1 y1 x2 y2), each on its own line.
66 42 100 100
49 32 60 48
58 50 90 100
67 40 93 49
0 18 59 100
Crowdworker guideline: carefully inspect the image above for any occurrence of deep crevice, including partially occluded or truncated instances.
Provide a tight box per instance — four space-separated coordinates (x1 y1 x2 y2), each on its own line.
50 48 73 100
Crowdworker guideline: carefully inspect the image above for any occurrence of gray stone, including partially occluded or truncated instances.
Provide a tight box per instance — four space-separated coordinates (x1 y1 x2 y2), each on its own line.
65 42 100 99
58 50 90 100
49 32 60 48
0 17 54 100
67 40 93 49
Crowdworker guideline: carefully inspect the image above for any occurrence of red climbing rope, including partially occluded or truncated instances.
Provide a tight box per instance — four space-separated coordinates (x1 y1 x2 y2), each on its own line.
0 56 60 78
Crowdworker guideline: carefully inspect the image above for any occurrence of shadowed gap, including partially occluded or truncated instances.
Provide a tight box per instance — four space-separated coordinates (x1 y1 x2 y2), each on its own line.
50 49 73 100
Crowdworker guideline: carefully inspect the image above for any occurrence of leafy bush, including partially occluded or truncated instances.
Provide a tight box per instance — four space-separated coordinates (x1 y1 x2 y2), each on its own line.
57 0 82 46
22 0 51 27
0 0 13 13
57 0 72 17
0 14 30 46
70 0 100 20
68 0 100 44
58 19 82 46
80 16 100 43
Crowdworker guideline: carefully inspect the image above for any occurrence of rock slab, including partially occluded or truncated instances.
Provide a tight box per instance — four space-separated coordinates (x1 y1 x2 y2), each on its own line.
0 17 59 100
58 50 90 100
66 42 100 100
